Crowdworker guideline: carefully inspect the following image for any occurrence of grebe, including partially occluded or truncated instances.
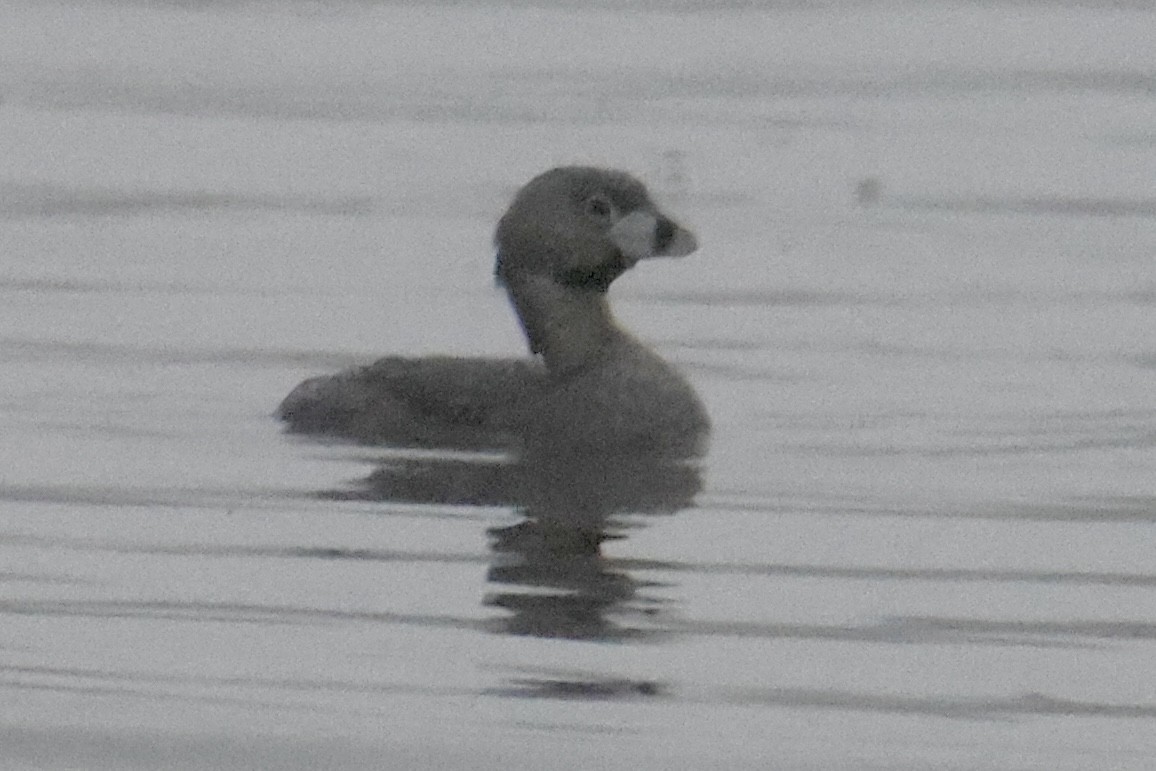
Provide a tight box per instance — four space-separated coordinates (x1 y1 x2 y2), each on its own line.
278 166 708 458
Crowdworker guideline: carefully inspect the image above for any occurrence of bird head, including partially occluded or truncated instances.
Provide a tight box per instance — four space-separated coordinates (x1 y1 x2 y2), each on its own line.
494 166 697 293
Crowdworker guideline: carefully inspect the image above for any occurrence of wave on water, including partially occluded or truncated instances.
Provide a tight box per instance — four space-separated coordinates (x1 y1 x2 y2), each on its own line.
0 182 373 219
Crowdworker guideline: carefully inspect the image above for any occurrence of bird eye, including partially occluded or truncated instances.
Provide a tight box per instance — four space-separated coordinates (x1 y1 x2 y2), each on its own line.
585 195 613 219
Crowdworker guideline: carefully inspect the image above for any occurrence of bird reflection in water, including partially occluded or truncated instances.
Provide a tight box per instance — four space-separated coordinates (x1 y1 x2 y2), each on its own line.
333 448 702 642
485 452 700 641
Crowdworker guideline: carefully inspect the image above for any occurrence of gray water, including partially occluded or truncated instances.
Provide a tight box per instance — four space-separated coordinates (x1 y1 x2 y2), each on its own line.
2 1 1155 768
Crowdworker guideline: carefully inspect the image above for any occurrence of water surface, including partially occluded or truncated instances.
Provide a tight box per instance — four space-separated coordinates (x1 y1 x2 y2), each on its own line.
2 1 1155 768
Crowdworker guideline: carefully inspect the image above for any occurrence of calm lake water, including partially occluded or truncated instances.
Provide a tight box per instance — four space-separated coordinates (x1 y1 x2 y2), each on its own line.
2 1 1155 768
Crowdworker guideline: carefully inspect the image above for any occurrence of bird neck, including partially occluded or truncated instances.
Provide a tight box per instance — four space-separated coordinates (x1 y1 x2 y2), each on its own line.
504 274 628 375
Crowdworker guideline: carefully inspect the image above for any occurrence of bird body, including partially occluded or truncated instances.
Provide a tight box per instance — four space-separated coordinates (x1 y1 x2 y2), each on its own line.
278 166 708 459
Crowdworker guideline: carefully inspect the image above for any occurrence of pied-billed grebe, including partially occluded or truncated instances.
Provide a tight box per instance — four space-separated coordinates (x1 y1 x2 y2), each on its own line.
278 166 709 458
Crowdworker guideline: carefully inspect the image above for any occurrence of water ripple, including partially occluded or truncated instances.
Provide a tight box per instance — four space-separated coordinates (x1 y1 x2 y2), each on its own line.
0 183 373 219
724 687 1156 720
